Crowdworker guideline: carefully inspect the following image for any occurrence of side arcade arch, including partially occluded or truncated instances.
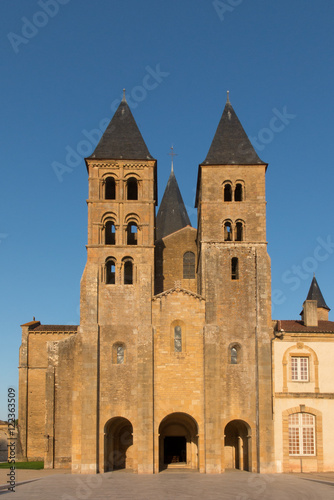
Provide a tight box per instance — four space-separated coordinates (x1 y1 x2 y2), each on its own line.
104 417 133 472
224 419 251 471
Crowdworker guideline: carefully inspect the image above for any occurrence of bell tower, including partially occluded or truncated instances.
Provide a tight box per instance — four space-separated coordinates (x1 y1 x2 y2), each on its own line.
73 92 157 473
196 93 274 472
82 91 157 324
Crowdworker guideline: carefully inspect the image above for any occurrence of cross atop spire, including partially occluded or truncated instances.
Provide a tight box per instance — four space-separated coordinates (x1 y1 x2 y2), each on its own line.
168 145 178 172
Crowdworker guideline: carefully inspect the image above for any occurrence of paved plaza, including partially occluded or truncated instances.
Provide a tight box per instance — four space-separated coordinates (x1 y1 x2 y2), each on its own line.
1 469 334 499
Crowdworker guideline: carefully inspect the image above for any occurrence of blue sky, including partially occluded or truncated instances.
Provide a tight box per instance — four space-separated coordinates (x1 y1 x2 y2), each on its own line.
1 0 334 418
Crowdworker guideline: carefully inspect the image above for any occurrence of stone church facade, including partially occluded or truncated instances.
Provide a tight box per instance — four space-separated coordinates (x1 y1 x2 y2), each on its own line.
18 94 334 474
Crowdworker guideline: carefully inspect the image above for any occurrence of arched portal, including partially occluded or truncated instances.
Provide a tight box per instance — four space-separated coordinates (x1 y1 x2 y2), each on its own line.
224 420 251 471
104 417 133 472
158 413 198 471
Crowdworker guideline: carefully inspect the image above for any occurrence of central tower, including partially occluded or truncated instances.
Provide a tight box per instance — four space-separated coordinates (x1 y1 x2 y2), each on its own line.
195 94 274 472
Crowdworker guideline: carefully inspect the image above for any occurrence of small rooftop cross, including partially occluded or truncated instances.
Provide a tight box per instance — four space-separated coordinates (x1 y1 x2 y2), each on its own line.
168 145 178 172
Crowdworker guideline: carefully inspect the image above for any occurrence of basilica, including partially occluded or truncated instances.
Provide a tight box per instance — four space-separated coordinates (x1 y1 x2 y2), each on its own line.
18 93 334 473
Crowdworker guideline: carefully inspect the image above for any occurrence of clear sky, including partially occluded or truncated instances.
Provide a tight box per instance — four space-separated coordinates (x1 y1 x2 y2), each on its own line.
1 0 334 418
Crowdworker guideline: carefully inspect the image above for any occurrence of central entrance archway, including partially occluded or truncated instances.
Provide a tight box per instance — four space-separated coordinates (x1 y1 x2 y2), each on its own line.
104 417 133 472
158 413 198 471
224 419 251 471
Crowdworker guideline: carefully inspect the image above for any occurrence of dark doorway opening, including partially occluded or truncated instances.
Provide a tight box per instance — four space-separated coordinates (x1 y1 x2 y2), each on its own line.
104 417 133 472
164 436 186 464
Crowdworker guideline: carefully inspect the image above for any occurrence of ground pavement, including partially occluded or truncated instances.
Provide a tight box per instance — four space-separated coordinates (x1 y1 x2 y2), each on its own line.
0 469 334 499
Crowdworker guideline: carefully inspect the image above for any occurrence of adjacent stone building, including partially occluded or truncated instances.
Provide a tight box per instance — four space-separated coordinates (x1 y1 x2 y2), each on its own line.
18 94 334 474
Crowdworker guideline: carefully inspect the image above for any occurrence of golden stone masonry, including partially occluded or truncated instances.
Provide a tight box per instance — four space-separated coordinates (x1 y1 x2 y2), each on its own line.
18 94 334 474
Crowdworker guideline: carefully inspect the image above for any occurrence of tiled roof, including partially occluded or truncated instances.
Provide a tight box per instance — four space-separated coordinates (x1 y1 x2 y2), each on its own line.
201 98 266 165
156 169 191 240
32 325 78 332
279 320 334 333
89 97 154 160
21 320 40 327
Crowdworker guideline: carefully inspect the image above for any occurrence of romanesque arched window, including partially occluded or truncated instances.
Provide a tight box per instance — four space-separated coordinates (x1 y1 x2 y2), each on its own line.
105 177 116 200
224 221 233 241
113 343 125 364
231 347 238 364
229 343 241 364
123 259 133 285
105 221 116 245
117 345 125 364
127 222 138 245
288 413 315 456
174 326 182 352
106 258 116 284
224 183 232 202
235 221 244 241
183 252 195 279
231 257 239 280
234 183 243 202
127 177 138 200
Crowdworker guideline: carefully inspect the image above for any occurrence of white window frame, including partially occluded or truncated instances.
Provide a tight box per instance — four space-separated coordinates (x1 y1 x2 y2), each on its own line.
289 413 316 456
291 356 309 381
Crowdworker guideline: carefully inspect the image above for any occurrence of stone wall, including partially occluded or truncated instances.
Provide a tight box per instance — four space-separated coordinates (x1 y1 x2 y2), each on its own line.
0 423 8 462
156 227 197 294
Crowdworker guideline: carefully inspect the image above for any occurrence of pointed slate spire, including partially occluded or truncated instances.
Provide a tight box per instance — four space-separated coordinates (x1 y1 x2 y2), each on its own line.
202 94 266 165
306 275 330 310
90 92 154 160
156 166 191 240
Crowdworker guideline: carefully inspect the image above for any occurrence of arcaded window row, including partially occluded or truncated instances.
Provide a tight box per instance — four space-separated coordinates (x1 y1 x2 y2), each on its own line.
104 253 197 285
105 257 134 285
104 176 138 200
223 181 244 202
223 220 244 242
102 218 139 246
